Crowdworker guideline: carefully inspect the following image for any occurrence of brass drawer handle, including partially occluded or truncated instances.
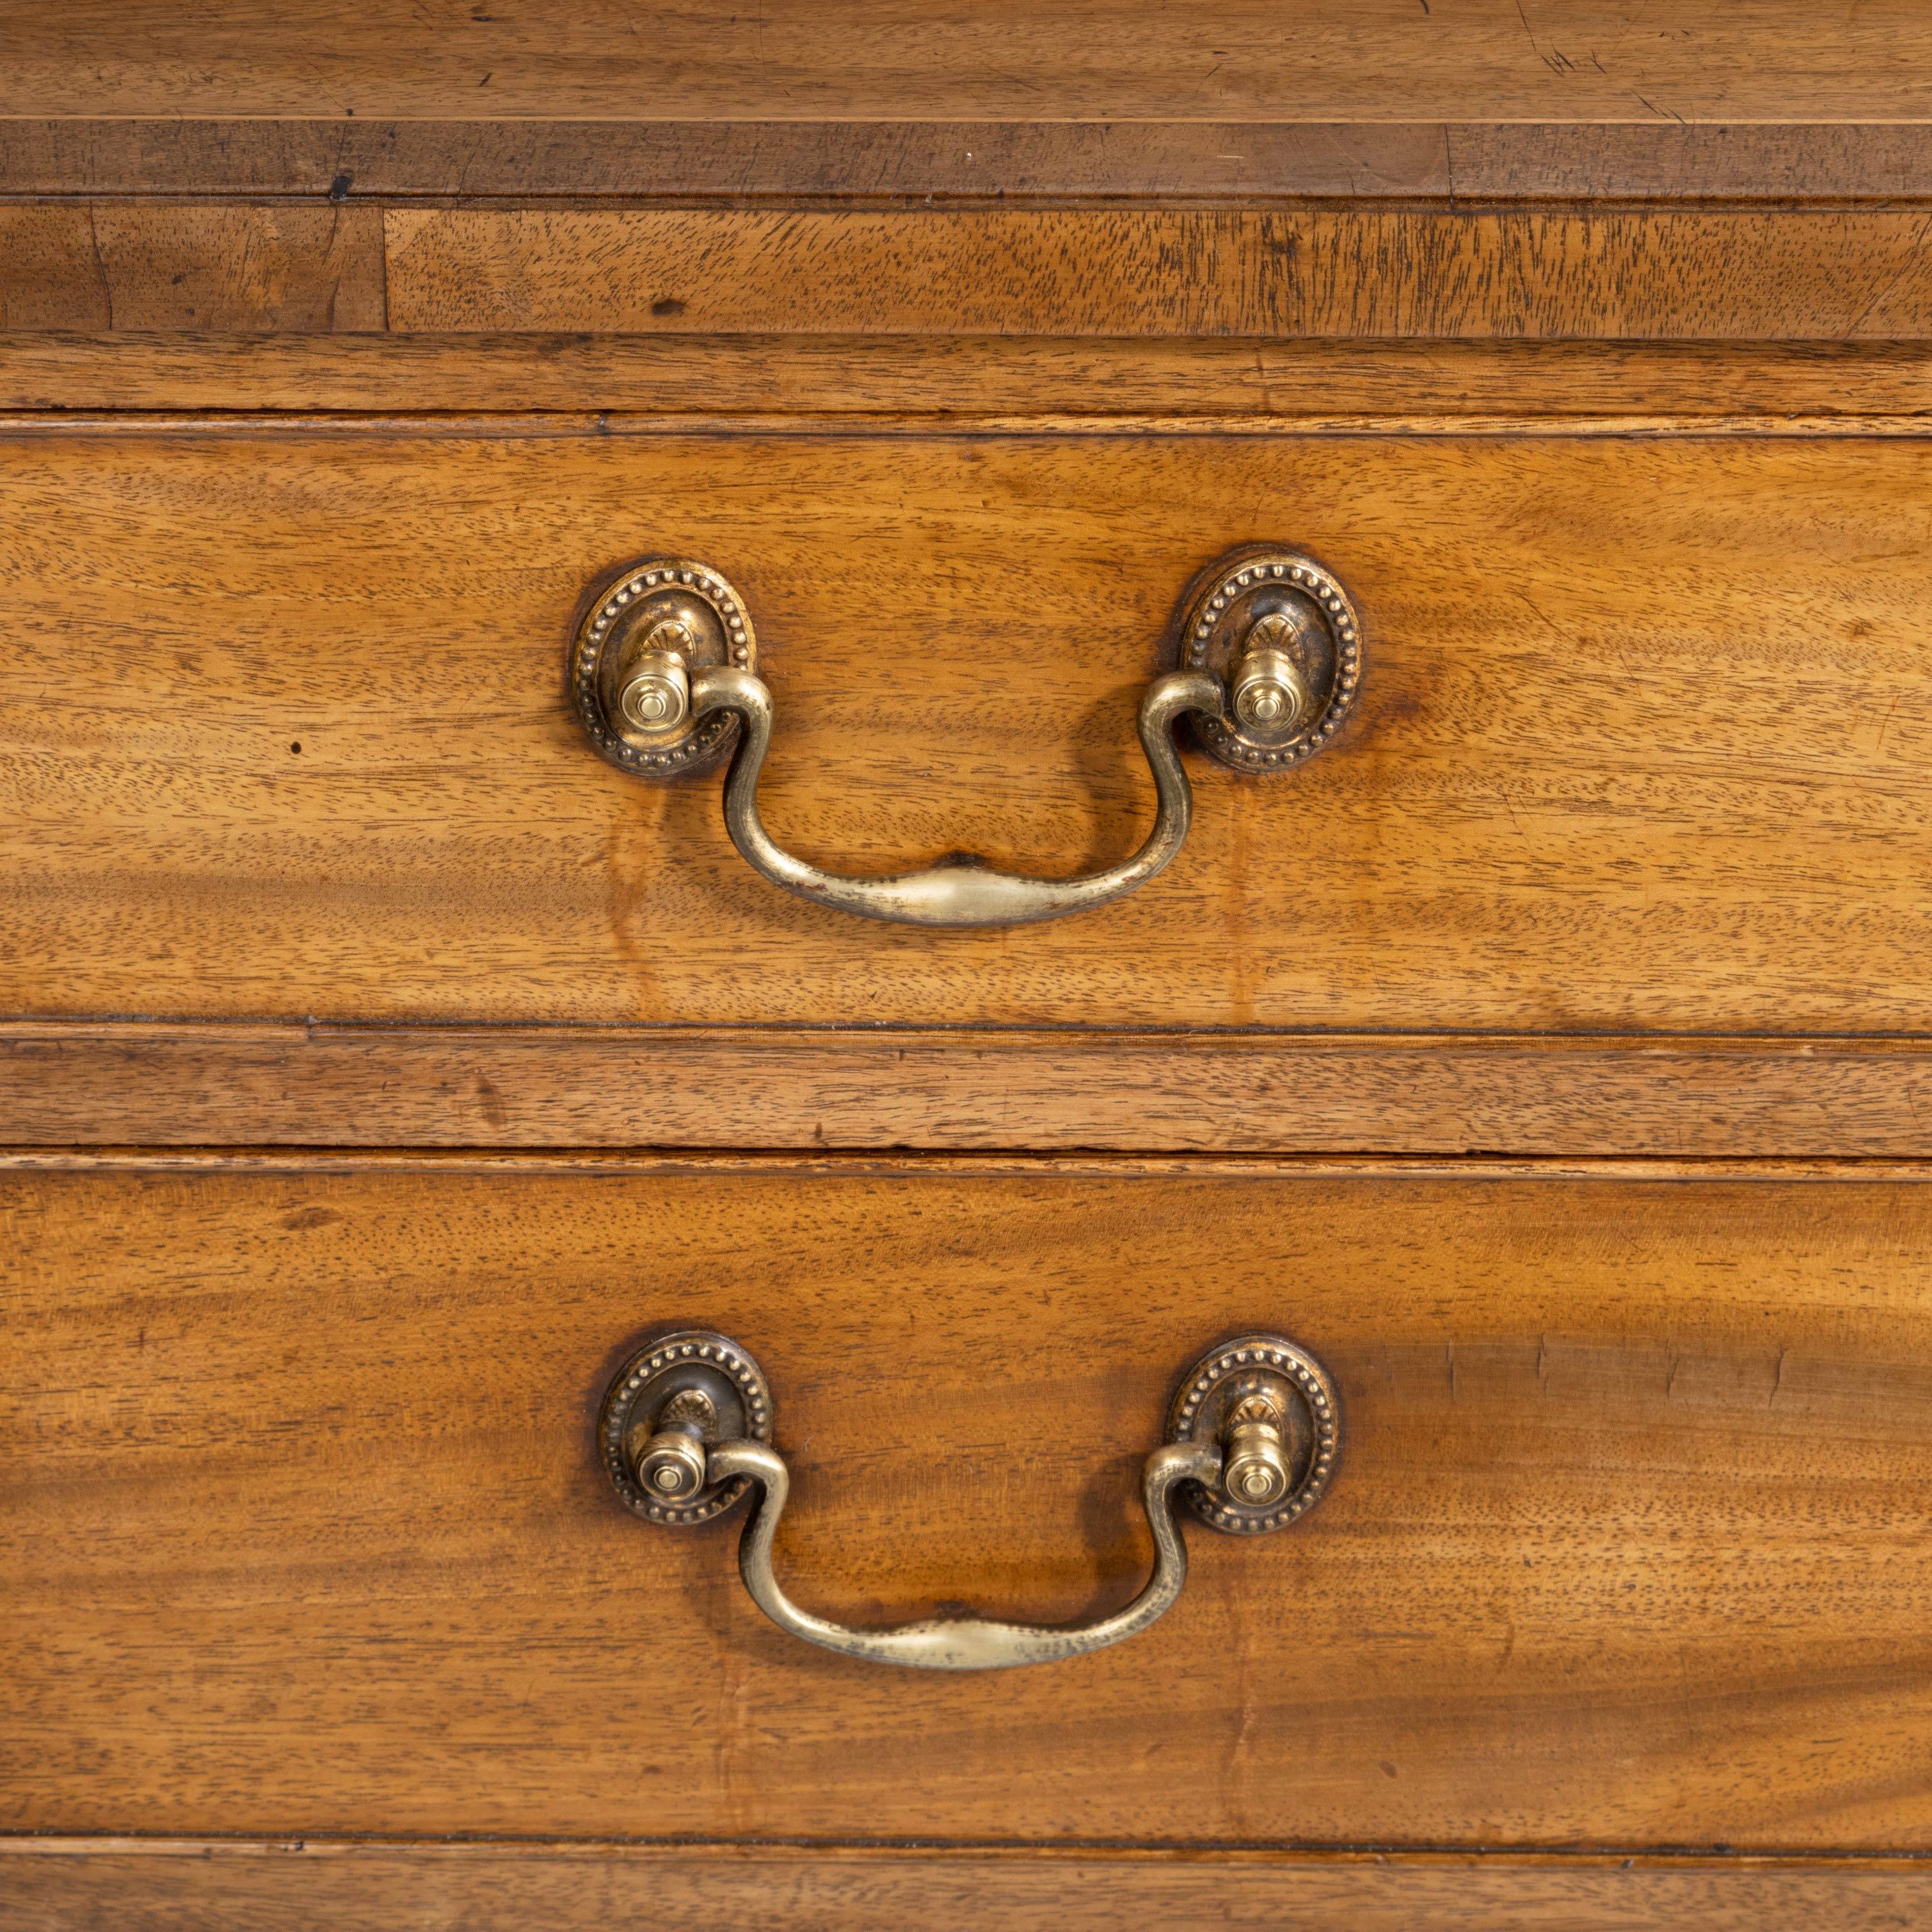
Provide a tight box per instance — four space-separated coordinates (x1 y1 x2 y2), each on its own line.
698 663 1210 927
571 546 1361 929
600 1331 1341 1671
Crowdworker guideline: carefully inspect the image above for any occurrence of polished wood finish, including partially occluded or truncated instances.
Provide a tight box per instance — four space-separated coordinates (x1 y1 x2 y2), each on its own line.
12 120 1932 204
9 7 1931 1911
8 336 1932 419
5 2 1929 122
16 1024 1932 1157
7 1154 1932 1845
384 207 1932 339
5 423 1931 1034
4 1842 1928 1932
14 204 1932 339
0 205 385 334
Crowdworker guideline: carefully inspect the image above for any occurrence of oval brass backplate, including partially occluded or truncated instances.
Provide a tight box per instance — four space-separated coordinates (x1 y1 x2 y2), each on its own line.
1176 547 1363 772
571 558 757 778
1166 1333 1341 1533
599 1329 773 1525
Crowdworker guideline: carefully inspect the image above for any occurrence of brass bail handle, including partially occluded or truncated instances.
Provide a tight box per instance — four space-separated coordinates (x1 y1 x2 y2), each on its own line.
600 1332 1342 1672
570 546 1362 929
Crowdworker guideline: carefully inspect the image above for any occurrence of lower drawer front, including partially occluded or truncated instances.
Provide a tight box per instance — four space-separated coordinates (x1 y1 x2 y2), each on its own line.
5 1156 1929 1847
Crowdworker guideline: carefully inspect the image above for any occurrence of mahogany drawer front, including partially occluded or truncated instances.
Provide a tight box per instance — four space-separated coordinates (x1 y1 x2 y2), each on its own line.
12 11 1932 1926
5 1848 1931 1932
5 421 1931 1037
6 1152 1929 1848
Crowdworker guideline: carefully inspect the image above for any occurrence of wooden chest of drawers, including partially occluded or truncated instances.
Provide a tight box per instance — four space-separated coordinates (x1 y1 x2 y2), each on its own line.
7 6 1932 1926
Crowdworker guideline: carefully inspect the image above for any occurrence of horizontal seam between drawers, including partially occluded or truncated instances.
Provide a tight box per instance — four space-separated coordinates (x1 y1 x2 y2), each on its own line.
16 1019 1932 1047
4 410 1932 438
8 1146 1932 1179
3 1832 1931 1865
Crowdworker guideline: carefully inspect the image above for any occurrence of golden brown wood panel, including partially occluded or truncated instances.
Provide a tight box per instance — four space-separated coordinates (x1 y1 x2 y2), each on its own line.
9 336 1932 418
5 1 1929 121
10 121 1932 202
383 207 1932 339
3 1843 1928 1932
5 1154 1932 1844
0 205 384 333
6 205 1929 341
5 424 1932 1034
14 1024 1932 1157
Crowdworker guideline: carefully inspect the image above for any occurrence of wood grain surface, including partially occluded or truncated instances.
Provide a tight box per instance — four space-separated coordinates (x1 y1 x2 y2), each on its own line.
5 1 1931 122
3 1842 1929 1932
8 5 1927 1908
7 336 1932 420
0 206 386 334
5 423 1932 1034
14 204 1932 339
381 206 1932 340
15 1024 1932 1157
6 1153 1932 1845
12 120 1932 204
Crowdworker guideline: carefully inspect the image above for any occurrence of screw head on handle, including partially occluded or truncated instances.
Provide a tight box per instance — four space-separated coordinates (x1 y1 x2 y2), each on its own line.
1221 1398 1293 1507
634 1428 709 1499
1230 645 1309 733
618 660 690 732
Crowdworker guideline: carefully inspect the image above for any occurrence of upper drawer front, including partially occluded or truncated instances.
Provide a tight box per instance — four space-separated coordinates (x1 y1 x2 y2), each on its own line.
5 423 1930 1030
6 1155 1930 1845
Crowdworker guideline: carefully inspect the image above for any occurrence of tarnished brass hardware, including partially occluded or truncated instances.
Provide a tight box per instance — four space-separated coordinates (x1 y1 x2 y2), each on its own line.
600 1327 1341 1671
600 1331 773 1526
632 1386 717 1501
1166 1335 1340 1534
569 545 1361 929
1221 1395 1293 1506
1179 546 1362 772
618 641 692 735
571 560 757 779
1230 646 1308 733
691 663 1219 927
636 1427 708 1499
